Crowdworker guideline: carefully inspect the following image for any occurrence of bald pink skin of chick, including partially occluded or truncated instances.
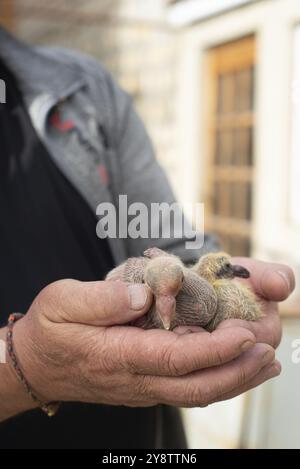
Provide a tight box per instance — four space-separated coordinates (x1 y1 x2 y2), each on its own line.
143 257 184 330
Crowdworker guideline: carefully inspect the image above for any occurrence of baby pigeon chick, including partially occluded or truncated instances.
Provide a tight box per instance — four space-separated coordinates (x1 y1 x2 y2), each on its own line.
106 247 217 331
141 247 217 330
192 252 262 331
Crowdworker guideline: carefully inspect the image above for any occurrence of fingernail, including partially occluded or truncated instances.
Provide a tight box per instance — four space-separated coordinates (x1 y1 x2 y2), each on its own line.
241 340 255 352
261 350 275 366
276 270 293 294
266 361 282 378
128 284 148 310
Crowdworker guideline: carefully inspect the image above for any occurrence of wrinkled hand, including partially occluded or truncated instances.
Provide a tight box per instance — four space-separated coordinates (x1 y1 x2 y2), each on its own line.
12 274 281 409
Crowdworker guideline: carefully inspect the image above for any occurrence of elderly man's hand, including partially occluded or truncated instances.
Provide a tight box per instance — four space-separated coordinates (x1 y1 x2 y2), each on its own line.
11 274 281 409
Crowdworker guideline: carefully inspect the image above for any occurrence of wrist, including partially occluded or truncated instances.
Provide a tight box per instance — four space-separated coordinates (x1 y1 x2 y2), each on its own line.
0 327 38 420
11 315 58 404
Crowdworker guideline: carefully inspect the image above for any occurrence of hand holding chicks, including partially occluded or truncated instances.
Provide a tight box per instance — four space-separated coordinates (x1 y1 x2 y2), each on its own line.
106 248 262 331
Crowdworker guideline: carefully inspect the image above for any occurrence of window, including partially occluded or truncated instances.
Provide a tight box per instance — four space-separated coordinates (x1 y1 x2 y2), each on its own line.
204 36 255 256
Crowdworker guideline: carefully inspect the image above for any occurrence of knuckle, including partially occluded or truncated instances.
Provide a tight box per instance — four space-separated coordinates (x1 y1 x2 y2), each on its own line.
236 365 248 387
160 345 182 376
263 319 280 349
113 329 135 372
121 338 140 374
37 282 59 307
89 333 117 374
41 279 72 299
89 284 112 320
37 279 75 316
34 286 58 321
271 321 282 349
208 335 223 366
135 375 155 400
184 383 206 407
99 282 127 319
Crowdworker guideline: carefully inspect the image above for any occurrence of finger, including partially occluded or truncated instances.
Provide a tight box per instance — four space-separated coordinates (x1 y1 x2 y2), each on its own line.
124 326 256 376
145 343 275 407
130 361 281 407
40 279 153 326
232 257 295 301
212 360 281 403
217 301 282 348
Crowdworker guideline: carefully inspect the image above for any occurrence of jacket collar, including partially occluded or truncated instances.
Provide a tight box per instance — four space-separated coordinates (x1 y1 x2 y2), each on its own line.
0 27 85 107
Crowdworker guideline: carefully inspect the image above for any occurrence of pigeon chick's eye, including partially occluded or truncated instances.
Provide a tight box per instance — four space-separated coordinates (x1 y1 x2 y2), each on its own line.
225 263 231 268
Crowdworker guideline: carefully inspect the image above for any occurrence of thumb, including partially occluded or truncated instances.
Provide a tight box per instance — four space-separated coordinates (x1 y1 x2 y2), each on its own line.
39 279 153 326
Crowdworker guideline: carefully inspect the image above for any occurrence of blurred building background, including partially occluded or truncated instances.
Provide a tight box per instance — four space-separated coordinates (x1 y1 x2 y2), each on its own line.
1 0 299 449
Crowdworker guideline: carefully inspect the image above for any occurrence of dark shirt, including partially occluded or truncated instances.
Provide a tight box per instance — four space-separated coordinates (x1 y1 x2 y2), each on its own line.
0 62 186 449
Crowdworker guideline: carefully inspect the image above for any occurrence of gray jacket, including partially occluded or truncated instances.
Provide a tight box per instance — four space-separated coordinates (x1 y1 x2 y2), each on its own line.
0 28 218 265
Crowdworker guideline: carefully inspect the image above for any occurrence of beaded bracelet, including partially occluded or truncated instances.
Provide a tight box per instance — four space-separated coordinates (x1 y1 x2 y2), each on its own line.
6 313 60 417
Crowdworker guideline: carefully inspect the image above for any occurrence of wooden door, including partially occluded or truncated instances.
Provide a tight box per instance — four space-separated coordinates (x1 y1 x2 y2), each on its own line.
0 1 15 31
204 36 255 257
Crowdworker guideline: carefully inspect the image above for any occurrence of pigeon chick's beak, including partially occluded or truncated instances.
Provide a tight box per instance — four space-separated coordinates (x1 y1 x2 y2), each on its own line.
156 295 176 331
232 264 250 279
